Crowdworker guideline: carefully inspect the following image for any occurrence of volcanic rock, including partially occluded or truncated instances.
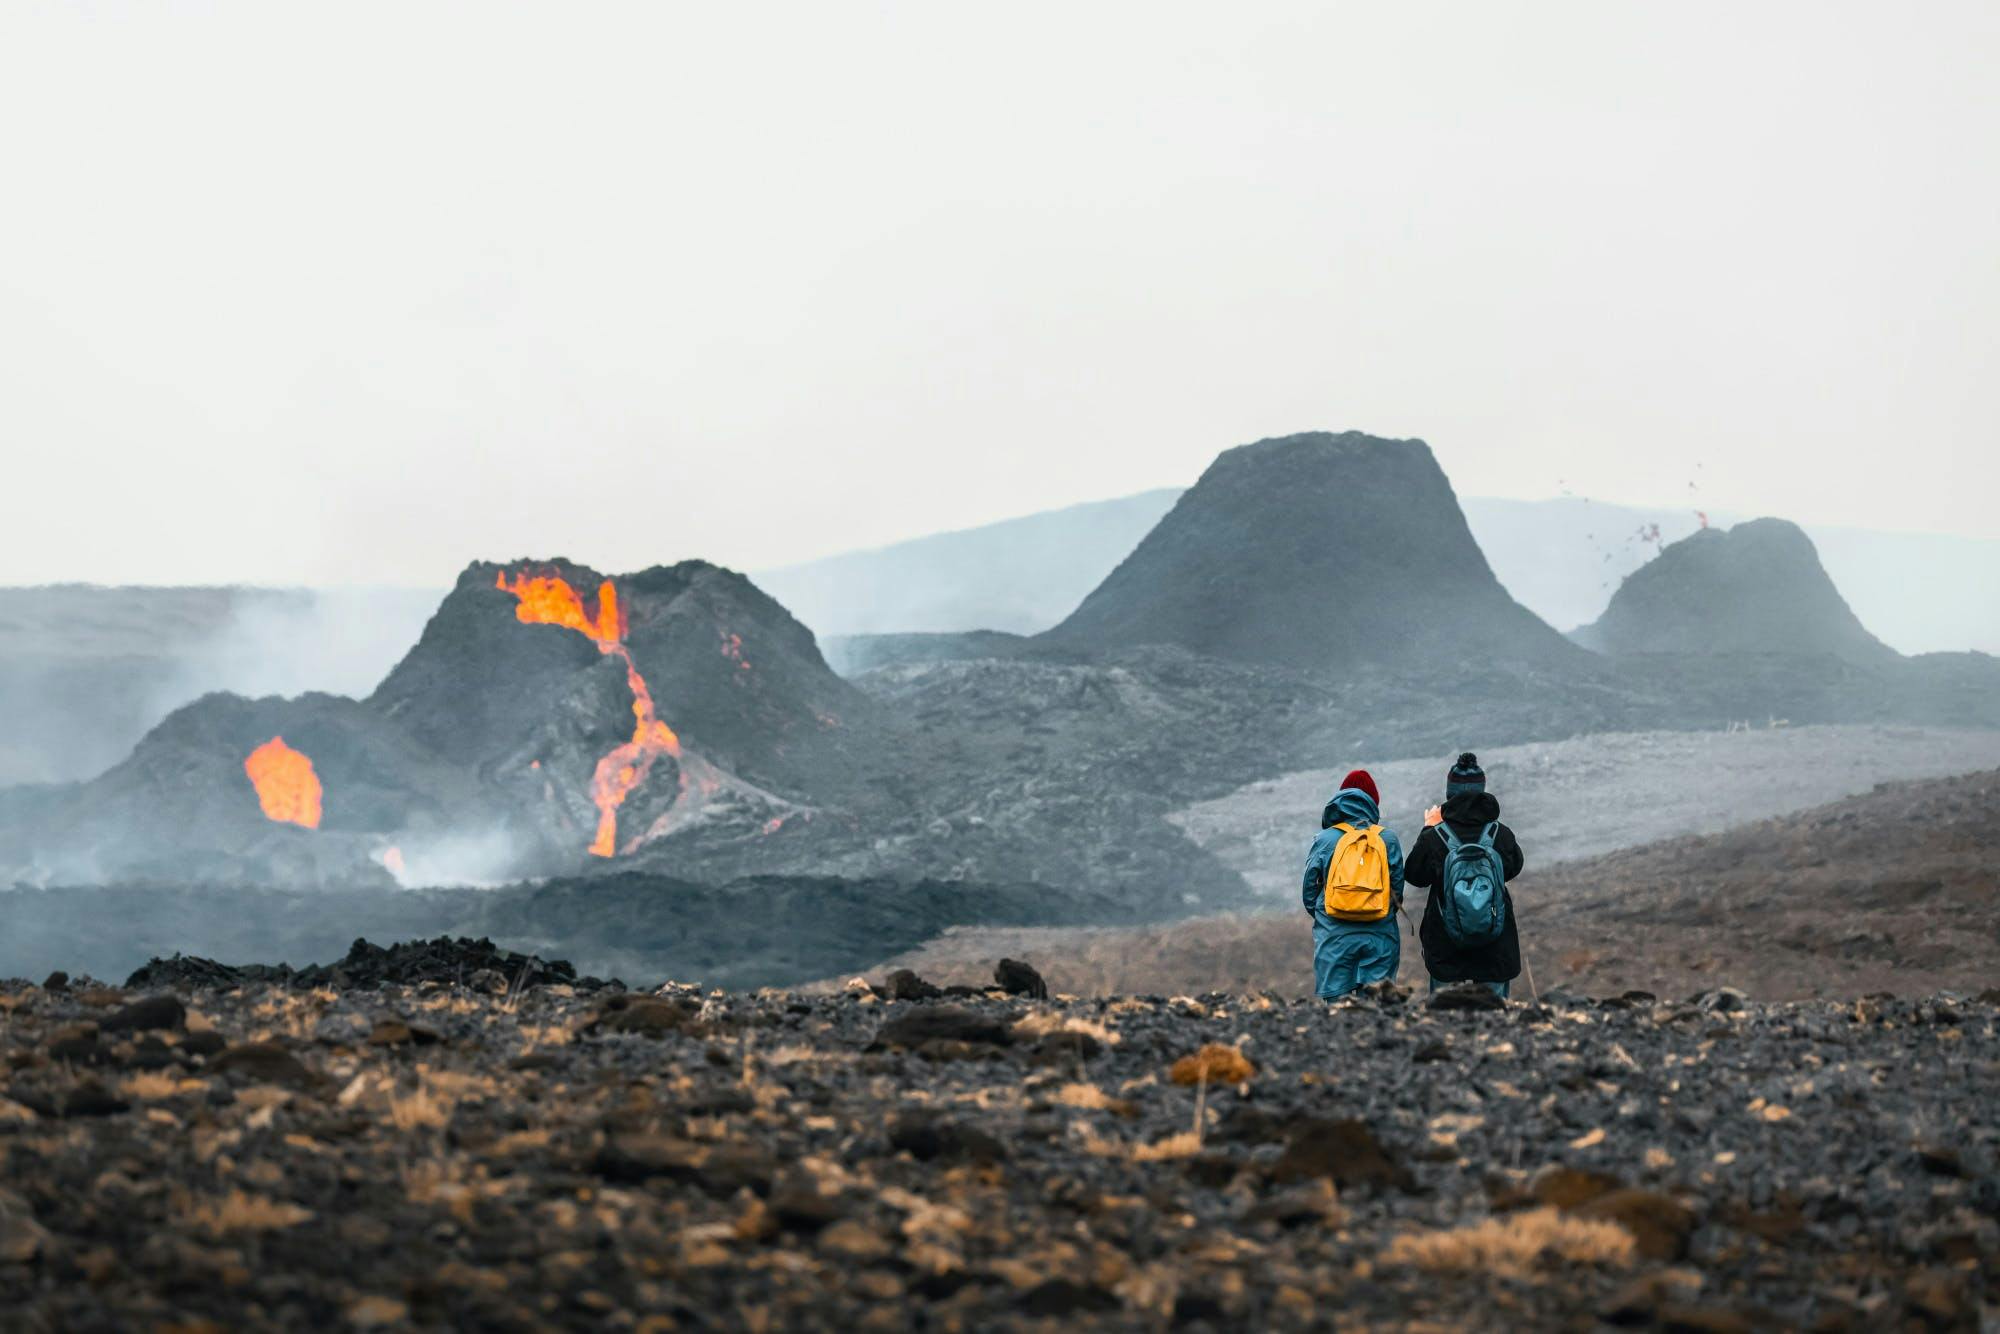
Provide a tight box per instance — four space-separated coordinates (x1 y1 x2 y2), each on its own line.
1572 1189 1697 1261
207 1043 318 1090
887 1112 1007 1164
883 968 941 1001
593 1133 776 1195
1427 983 1506 1011
874 1005 1013 1050
1573 518 1898 666
994 958 1048 999
585 995 700 1038
60 1079 129 1118
1041 431 1579 672
1269 1118 1413 1192
98 994 185 1035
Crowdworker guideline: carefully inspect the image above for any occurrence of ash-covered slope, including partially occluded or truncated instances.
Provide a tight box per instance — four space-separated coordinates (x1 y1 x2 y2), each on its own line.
1042 432 1578 672
0 692 457 887
364 558 887 866
1572 519 1898 665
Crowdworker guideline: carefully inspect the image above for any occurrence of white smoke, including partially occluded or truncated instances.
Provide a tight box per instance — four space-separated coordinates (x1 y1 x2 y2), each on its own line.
146 586 441 710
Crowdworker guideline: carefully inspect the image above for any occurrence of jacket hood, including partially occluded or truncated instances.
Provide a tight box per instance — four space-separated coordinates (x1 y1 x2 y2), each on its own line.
1321 787 1382 830
1441 790 1500 825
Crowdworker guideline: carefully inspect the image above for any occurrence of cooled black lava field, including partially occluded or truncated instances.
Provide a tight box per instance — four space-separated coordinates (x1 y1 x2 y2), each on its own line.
1 958 1994 1331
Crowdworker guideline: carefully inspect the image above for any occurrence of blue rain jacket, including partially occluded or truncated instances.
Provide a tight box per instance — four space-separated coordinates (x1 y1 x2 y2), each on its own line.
1302 787 1405 997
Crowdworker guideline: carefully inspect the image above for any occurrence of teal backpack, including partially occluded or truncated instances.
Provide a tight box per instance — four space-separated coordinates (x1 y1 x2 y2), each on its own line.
1435 821 1507 947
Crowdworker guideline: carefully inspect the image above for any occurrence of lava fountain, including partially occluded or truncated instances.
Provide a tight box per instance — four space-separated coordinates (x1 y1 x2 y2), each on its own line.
495 569 682 857
244 736 323 829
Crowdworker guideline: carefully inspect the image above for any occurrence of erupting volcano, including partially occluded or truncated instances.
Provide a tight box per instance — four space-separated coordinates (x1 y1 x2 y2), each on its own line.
243 736 322 829
495 569 682 856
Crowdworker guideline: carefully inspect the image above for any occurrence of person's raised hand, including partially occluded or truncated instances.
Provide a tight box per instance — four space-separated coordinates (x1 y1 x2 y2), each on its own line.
1424 805 1443 827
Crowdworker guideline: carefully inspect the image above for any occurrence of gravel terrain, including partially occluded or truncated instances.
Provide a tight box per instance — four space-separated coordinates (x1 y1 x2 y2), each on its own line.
1170 725 2000 902
1 959 1994 1331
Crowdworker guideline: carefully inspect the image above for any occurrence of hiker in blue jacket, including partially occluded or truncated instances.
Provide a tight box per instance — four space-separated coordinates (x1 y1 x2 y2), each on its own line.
1406 752 1525 998
1302 768 1405 999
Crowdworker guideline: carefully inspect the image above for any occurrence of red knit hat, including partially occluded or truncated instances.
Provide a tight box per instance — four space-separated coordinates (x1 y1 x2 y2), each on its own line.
1340 769 1379 805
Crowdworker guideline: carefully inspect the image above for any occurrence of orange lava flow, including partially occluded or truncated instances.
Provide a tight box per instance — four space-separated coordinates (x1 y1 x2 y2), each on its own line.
244 736 323 829
496 569 681 857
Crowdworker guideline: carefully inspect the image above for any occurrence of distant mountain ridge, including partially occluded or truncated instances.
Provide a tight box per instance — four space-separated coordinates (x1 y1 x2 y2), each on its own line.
752 490 2000 658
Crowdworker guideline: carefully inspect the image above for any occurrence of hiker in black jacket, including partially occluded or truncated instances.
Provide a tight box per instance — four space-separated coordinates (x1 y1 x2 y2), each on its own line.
1405 752 1525 998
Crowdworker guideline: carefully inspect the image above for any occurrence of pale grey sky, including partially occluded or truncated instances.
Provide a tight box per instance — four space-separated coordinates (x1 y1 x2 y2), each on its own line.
2 1 1994 587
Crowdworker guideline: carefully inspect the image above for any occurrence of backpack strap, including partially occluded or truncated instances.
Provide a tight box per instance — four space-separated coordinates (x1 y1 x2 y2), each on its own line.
1434 820 1460 851
1477 821 1500 849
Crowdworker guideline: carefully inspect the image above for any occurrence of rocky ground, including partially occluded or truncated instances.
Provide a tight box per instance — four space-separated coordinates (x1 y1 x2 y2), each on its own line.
1 947 1995 1331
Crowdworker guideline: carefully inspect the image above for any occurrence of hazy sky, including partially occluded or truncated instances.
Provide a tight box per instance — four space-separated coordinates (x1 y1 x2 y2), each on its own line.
3 2 1994 587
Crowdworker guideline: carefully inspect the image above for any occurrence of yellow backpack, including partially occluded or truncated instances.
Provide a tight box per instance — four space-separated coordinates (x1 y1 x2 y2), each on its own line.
1322 822 1393 922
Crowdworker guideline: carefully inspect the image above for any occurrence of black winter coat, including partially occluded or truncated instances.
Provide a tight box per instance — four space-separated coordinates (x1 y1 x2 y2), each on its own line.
1406 791 1526 983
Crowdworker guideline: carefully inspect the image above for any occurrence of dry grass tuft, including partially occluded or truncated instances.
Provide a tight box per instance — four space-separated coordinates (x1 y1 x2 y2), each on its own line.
1381 1207 1636 1276
178 1189 314 1236
1053 1083 1119 1111
1010 1011 1120 1046
119 1072 205 1101
389 1083 453 1131
1129 1131 1205 1162
1169 1044 1255 1087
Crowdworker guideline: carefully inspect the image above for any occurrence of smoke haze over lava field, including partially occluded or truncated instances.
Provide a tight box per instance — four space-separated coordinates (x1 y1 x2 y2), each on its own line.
3 429 1997 996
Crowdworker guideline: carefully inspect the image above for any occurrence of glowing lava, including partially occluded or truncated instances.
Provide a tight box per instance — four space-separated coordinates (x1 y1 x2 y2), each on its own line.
244 736 323 829
495 568 681 857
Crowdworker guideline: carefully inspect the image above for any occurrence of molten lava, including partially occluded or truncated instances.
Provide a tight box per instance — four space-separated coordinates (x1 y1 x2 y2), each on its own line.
244 736 323 829
495 568 681 857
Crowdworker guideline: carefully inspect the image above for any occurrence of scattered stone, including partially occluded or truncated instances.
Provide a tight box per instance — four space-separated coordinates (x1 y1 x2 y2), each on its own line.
592 1134 775 1196
207 1043 318 1090
1528 1166 1623 1210
1902 1268 1971 1326
874 1006 1012 1049
98 995 186 1035
367 1018 442 1047
1598 1269 1704 1326
1026 1031 1101 1066
768 1171 849 1233
994 959 1048 1000
61 1079 129 1118
1020 1279 1119 1316
1428 984 1506 1012
1653 1304 1755 1334
1270 1119 1413 1192
585 996 699 1038
1243 1178 1343 1228
883 969 941 1001
816 1219 891 1262
0 1213 50 1264
888 1112 1006 1164
1573 1189 1697 1261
